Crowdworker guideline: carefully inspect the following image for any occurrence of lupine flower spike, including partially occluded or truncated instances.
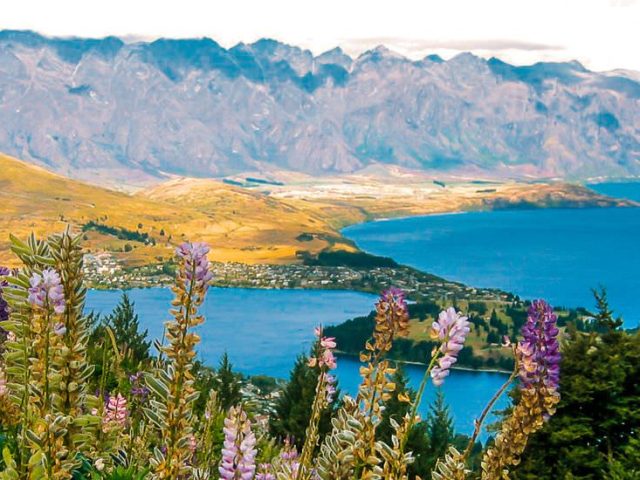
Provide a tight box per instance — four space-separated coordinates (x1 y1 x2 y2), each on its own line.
147 241 213 478
430 307 471 386
297 326 338 478
103 393 128 431
219 406 257 480
27 268 66 315
480 299 561 479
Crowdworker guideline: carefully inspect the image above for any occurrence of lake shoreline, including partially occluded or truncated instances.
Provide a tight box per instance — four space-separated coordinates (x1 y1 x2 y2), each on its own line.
335 351 512 375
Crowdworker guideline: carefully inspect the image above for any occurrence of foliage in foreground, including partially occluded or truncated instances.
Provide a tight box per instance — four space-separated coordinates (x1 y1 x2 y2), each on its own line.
0 229 563 479
514 290 640 480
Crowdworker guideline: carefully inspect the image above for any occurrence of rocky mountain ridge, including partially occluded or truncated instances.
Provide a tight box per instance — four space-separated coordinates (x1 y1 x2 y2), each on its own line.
0 30 638 186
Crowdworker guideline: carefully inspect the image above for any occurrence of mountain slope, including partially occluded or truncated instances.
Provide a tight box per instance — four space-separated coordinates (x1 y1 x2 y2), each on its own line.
0 153 347 265
0 30 638 185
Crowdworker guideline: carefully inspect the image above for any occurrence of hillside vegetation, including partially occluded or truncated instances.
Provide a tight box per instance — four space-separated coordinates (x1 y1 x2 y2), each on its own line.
325 297 593 371
0 154 347 265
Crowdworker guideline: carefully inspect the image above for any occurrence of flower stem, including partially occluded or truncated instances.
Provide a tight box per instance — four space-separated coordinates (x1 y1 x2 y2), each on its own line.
409 352 440 423
463 348 519 459
297 369 326 480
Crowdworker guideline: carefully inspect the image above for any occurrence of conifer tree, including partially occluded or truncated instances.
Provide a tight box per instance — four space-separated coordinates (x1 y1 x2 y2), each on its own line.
592 287 623 332
100 293 150 371
270 354 336 447
214 352 242 411
425 389 454 471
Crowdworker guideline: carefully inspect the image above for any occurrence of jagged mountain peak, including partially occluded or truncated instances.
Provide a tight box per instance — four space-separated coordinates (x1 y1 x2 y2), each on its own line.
423 53 444 63
0 30 639 185
316 46 353 69
357 45 409 63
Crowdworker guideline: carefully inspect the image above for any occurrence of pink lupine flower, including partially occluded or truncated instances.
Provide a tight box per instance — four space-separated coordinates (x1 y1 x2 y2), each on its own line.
430 307 470 386
103 393 128 430
320 349 337 370
308 326 338 371
320 336 336 349
219 406 257 480
27 269 66 315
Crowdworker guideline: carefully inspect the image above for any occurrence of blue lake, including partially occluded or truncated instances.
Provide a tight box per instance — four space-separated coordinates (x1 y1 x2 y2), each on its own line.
84 182 640 440
344 183 640 329
86 287 510 438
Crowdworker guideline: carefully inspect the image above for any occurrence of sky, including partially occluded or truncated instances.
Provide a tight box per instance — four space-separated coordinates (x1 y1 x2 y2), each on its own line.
2 0 639 72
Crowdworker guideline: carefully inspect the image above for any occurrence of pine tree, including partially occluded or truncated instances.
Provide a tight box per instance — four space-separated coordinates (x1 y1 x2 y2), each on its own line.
92 293 150 373
270 354 336 447
108 293 150 366
425 389 454 472
214 352 242 411
592 287 623 332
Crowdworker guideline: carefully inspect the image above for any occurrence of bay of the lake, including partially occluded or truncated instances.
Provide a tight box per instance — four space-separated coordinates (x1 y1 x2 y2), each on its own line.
343 183 640 329
86 287 510 438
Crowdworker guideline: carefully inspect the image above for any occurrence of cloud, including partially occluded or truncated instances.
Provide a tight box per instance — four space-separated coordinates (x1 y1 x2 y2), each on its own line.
342 37 565 54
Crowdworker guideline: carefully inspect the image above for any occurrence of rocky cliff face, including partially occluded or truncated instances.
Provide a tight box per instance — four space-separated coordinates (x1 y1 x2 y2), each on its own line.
0 30 638 185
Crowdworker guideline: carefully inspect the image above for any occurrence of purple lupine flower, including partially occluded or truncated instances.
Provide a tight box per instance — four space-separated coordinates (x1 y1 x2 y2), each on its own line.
518 300 561 392
219 406 257 480
176 241 213 290
256 464 275 480
379 287 409 317
27 269 66 315
53 322 66 336
277 438 300 475
129 372 151 400
430 307 470 386
280 438 298 461
103 393 128 430
325 373 337 404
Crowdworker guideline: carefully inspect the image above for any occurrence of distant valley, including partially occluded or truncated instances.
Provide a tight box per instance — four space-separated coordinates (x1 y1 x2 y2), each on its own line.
0 30 638 187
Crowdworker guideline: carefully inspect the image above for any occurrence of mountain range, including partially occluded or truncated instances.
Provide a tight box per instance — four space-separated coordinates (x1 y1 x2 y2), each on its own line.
0 30 639 187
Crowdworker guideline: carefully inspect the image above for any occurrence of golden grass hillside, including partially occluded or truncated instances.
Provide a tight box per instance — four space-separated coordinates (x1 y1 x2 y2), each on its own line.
138 177 357 262
0 154 347 266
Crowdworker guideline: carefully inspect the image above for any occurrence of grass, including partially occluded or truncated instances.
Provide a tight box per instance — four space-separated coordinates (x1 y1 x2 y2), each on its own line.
0 154 346 266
